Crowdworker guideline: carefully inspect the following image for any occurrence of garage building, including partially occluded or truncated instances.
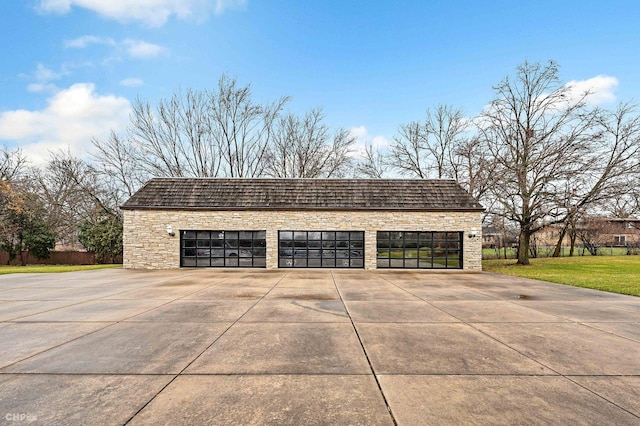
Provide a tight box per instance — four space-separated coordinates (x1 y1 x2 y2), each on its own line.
121 178 484 271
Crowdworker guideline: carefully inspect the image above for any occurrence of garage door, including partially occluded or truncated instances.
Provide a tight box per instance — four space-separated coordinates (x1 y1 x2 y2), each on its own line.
181 230 266 267
376 231 462 269
278 231 364 268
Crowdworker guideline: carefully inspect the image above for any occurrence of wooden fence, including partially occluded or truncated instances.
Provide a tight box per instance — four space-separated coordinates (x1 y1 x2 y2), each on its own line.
0 251 99 266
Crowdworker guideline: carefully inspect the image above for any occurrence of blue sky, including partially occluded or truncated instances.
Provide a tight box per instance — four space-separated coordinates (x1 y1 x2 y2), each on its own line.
1 0 639 164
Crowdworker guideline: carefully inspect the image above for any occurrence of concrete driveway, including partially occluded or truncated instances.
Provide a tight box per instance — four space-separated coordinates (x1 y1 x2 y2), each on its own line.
0 269 639 425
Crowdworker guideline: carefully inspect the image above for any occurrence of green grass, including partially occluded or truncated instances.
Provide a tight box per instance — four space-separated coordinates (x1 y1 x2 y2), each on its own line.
0 264 122 275
483 256 640 296
482 246 633 259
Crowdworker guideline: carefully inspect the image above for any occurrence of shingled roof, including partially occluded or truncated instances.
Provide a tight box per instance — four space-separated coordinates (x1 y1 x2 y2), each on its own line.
121 178 484 211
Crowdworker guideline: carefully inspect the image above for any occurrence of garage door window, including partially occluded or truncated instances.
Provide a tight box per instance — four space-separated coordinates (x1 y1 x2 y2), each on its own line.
376 231 462 269
278 231 364 268
181 230 266 267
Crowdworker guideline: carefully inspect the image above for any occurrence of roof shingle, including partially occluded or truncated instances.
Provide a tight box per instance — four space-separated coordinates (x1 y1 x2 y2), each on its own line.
121 178 484 211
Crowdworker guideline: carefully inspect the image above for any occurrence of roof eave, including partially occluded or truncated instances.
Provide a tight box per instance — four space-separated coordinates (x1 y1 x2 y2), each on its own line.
120 205 485 212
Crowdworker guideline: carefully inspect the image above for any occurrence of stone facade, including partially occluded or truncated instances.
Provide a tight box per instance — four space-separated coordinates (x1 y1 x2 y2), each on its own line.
123 209 482 271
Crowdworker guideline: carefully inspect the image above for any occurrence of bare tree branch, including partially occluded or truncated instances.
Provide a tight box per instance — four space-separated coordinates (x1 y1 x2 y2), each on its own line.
264 108 355 178
479 60 599 265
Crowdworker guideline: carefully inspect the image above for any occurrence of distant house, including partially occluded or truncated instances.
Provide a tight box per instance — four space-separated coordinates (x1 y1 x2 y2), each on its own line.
121 178 484 271
481 226 500 248
586 217 640 247
535 223 572 247
536 217 640 249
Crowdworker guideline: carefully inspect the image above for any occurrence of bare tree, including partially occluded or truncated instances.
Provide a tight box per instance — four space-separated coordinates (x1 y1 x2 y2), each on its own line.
264 108 355 178
610 189 640 218
480 60 598 265
389 121 427 177
389 105 467 179
449 135 495 201
33 160 84 248
129 88 223 177
576 216 615 256
121 75 289 179
0 147 26 182
425 105 468 178
46 152 119 214
210 75 289 177
35 151 123 249
91 131 146 199
551 102 640 256
355 142 388 178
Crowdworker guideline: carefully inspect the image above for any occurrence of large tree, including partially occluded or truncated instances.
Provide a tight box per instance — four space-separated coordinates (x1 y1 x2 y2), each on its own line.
93 75 362 181
387 105 495 205
35 151 123 250
355 142 388 178
124 75 289 178
0 181 55 265
480 60 598 265
0 148 56 265
264 108 356 178
210 75 289 177
389 104 468 179
550 102 640 256
90 131 145 200
448 135 495 201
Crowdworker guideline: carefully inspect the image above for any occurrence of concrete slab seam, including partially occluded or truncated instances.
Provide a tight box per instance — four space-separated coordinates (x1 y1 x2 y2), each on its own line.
0 273 232 371
122 271 291 425
331 271 399 426
374 272 640 420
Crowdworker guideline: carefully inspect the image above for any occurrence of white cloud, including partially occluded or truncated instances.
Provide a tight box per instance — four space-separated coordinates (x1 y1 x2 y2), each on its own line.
35 64 58 82
214 0 247 14
64 35 115 48
21 63 69 93
33 63 68 83
348 126 390 158
123 39 167 59
37 0 247 27
27 83 59 93
479 74 621 122
0 84 131 164
349 125 367 141
120 78 144 87
565 75 618 105
64 36 167 60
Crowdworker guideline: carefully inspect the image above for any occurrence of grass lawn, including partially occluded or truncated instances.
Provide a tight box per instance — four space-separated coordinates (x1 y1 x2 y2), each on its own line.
482 246 632 259
0 264 122 275
483 256 640 297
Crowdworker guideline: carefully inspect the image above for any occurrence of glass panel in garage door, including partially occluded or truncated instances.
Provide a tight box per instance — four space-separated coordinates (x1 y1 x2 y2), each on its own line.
377 231 462 269
278 230 365 268
180 230 266 268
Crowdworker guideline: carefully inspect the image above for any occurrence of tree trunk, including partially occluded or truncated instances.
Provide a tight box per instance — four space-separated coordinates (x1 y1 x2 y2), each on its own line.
18 235 27 266
569 228 577 256
583 241 598 256
552 225 568 257
517 229 531 265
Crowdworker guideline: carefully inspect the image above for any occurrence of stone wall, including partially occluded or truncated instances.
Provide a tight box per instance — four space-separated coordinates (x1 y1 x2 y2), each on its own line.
123 209 482 271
